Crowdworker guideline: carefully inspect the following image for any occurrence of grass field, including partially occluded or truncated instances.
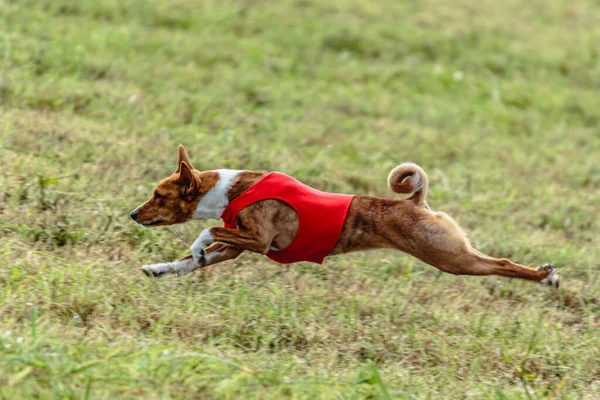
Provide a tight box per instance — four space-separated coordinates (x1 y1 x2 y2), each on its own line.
1 0 599 398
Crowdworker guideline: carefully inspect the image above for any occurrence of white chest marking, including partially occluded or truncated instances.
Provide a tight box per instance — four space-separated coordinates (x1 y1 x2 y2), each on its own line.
193 169 241 220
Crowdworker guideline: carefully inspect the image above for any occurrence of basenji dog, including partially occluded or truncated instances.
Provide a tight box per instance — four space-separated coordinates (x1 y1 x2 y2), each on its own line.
130 145 559 288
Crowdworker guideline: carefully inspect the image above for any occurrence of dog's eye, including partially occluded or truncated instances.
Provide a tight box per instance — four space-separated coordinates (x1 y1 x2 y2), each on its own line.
154 192 162 200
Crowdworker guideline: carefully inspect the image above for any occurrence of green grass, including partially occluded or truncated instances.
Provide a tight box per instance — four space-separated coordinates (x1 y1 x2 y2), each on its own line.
1 0 599 398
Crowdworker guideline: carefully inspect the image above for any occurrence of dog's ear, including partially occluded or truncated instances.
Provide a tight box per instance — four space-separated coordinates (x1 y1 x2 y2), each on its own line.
178 161 196 195
175 145 194 173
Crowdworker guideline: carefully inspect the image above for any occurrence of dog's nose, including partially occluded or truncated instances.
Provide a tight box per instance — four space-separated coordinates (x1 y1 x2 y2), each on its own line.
130 210 138 220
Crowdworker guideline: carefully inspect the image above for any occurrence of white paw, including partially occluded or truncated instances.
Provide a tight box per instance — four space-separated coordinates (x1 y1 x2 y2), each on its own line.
190 229 213 266
190 245 206 267
537 264 560 289
141 262 172 278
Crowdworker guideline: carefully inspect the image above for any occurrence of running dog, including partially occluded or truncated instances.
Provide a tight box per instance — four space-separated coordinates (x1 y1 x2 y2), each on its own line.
130 145 559 288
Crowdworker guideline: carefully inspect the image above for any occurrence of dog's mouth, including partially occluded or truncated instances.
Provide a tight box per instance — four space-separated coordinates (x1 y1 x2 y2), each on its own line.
142 220 164 227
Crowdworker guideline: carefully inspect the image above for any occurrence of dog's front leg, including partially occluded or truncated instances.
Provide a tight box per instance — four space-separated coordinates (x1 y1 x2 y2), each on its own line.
143 224 269 278
190 228 216 266
192 226 272 257
140 255 196 278
141 243 243 278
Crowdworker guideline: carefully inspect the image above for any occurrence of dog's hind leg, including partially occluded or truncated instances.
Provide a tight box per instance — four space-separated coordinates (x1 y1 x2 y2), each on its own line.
344 164 560 287
400 211 560 288
141 243 243 278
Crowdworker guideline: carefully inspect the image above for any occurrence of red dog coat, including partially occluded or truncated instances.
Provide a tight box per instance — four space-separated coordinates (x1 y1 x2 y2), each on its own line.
221 172 354 264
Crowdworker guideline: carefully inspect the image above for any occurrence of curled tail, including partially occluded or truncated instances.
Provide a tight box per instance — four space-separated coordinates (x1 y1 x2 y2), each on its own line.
387 163 429 206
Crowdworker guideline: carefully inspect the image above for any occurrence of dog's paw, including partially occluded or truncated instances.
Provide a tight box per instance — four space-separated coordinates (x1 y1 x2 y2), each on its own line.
190 229 212 267
141 263 171 278
537 263 560 289
190 244 206 267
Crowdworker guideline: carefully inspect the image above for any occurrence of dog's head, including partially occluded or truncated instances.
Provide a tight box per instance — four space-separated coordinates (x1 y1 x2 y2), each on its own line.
130 145 218 227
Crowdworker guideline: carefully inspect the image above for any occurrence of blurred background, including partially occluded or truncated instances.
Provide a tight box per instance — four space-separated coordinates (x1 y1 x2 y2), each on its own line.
1 1 599 398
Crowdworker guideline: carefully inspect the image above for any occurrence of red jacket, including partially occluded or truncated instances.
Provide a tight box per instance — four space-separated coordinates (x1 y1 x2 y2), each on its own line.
221 172 354 264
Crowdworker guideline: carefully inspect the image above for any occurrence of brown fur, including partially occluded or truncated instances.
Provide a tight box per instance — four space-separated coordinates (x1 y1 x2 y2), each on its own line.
133 145 559 287
331 197 548 281
178 243 243 267
132 147 219 226
212 200 299 254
